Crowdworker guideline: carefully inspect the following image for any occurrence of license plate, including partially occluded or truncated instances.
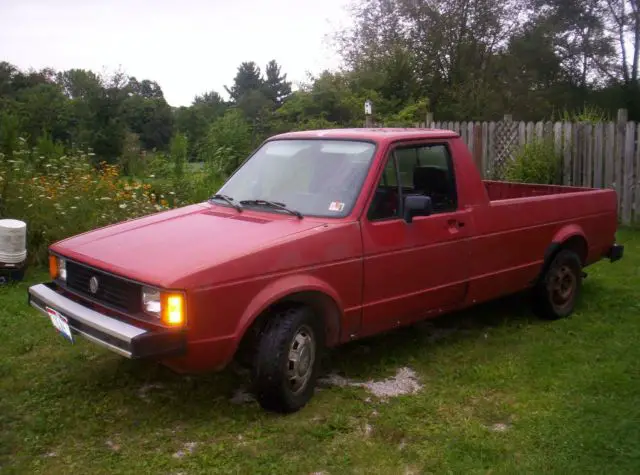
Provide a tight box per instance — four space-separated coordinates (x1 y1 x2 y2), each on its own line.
46 307 74 343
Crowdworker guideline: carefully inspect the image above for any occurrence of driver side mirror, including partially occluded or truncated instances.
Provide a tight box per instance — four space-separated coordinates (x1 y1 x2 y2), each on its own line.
403 195 432 223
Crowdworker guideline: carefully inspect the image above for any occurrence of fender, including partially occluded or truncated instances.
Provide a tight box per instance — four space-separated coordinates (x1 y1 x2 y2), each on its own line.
536 224 588 284
551 223 586 247
234 273 344 346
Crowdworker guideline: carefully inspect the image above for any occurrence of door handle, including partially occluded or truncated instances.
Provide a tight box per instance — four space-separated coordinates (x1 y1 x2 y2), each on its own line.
447 219 464 228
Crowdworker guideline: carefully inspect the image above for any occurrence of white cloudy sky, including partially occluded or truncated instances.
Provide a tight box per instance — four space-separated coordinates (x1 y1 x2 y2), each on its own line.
0 0 352 106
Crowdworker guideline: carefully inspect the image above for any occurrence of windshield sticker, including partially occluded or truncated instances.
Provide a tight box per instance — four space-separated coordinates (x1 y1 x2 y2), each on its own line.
328 201 345 212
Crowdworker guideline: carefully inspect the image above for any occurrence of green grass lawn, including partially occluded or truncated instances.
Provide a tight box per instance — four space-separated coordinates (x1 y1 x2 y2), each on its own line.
1 229 639 474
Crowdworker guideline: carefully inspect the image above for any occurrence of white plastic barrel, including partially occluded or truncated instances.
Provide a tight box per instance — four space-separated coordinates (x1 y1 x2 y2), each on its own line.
0 219 27 265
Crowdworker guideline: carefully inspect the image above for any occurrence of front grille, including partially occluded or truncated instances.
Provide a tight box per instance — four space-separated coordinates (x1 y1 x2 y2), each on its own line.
65 261 141 313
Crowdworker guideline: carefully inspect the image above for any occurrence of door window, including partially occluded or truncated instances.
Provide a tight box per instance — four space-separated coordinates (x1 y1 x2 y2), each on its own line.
368 143 457 220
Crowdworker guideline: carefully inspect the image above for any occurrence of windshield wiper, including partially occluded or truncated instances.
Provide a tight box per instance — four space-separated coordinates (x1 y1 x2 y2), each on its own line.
239 199 303 219
210 194 243 212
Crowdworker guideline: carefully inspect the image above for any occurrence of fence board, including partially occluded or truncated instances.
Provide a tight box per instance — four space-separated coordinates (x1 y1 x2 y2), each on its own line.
544 121 553 138
622 122 635 225
526 122 534 143
584 124 593 187
488 122 496 178
518 121 525 147
553 122 563 183
615 118 626 210
635 123 640 223
535 121 544 139
468 122 475 158
604 122 615 188
563 123 572 185
481 122 488 178
593 123 603 188
572 123 580 186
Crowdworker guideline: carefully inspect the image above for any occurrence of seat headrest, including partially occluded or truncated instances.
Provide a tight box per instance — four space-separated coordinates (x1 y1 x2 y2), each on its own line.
413 166 449 194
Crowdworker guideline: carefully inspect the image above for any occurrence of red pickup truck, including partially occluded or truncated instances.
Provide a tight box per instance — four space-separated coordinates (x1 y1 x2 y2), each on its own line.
28 128 624 413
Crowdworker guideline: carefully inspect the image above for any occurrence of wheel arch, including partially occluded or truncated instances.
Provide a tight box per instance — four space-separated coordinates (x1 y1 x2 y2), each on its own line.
537 225 588 284
233 275 344 363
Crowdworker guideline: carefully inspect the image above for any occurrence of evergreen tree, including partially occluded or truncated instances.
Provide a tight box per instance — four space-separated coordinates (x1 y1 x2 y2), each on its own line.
263 60 292 106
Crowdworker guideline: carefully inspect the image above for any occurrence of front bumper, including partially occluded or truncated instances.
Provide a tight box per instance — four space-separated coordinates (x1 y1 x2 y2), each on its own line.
28 282 186 359
606 243 624 262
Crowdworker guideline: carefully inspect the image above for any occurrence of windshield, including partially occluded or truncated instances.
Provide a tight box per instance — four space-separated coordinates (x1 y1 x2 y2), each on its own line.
216 139 376 217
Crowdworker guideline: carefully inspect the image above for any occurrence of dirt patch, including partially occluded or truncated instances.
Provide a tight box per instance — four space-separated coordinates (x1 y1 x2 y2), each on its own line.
318 367 423 399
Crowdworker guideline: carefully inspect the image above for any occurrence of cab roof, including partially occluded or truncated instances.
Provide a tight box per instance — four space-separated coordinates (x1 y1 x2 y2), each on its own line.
270 128 459 144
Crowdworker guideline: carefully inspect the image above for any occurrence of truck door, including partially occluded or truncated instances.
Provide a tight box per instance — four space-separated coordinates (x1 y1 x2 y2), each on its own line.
360 141 471 336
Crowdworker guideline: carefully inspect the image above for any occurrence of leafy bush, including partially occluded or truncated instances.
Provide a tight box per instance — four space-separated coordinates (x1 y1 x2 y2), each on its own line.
504 138 561 185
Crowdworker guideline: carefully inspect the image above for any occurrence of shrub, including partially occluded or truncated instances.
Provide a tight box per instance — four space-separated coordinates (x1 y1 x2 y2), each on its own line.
504 138 561 185
0 138 170 264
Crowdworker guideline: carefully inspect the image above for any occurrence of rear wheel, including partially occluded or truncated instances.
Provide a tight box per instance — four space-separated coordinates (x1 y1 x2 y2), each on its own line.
533 249 582 319
251 305 323 413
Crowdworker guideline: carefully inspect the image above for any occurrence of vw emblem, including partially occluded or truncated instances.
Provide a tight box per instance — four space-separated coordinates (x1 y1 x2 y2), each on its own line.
89 276 99 294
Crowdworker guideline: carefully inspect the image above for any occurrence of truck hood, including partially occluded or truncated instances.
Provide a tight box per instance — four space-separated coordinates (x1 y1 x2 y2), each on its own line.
51 203 326 288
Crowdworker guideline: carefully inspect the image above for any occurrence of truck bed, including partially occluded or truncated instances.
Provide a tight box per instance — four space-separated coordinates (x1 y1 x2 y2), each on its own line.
483 180 594 201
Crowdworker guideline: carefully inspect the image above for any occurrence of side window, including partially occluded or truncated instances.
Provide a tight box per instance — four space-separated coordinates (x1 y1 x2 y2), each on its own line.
367 143 457 221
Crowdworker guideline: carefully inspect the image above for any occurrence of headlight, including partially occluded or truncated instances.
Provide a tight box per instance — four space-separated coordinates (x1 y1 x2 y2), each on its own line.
49 255 67 281
142 287 161 315
142 287 185 327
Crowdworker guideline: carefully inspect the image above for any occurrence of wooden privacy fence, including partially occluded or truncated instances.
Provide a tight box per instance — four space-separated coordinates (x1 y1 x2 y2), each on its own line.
416 110 640 226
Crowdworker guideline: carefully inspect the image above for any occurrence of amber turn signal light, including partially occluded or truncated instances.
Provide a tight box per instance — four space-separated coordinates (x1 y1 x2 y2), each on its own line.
162 293 185 327
49 255 58 280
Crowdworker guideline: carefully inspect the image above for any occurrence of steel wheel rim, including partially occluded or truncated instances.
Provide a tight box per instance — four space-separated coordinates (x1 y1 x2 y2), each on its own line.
549 265 576 308
287 325 316 395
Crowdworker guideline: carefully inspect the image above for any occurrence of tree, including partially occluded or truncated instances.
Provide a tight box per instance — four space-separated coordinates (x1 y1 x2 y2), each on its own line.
600 0 640 116
122 94 173 150
224 61 264 102
16 83 71 144
56 69 102 99
127 78 165 99
263 60 292 106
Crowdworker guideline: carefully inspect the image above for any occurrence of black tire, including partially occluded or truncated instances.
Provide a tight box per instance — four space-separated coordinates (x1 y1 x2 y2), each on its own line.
251 305 323 413
533 249 582 320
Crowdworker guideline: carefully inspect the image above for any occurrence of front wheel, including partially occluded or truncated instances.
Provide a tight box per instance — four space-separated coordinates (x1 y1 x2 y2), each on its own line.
533 249 582 320
251 306 323 413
